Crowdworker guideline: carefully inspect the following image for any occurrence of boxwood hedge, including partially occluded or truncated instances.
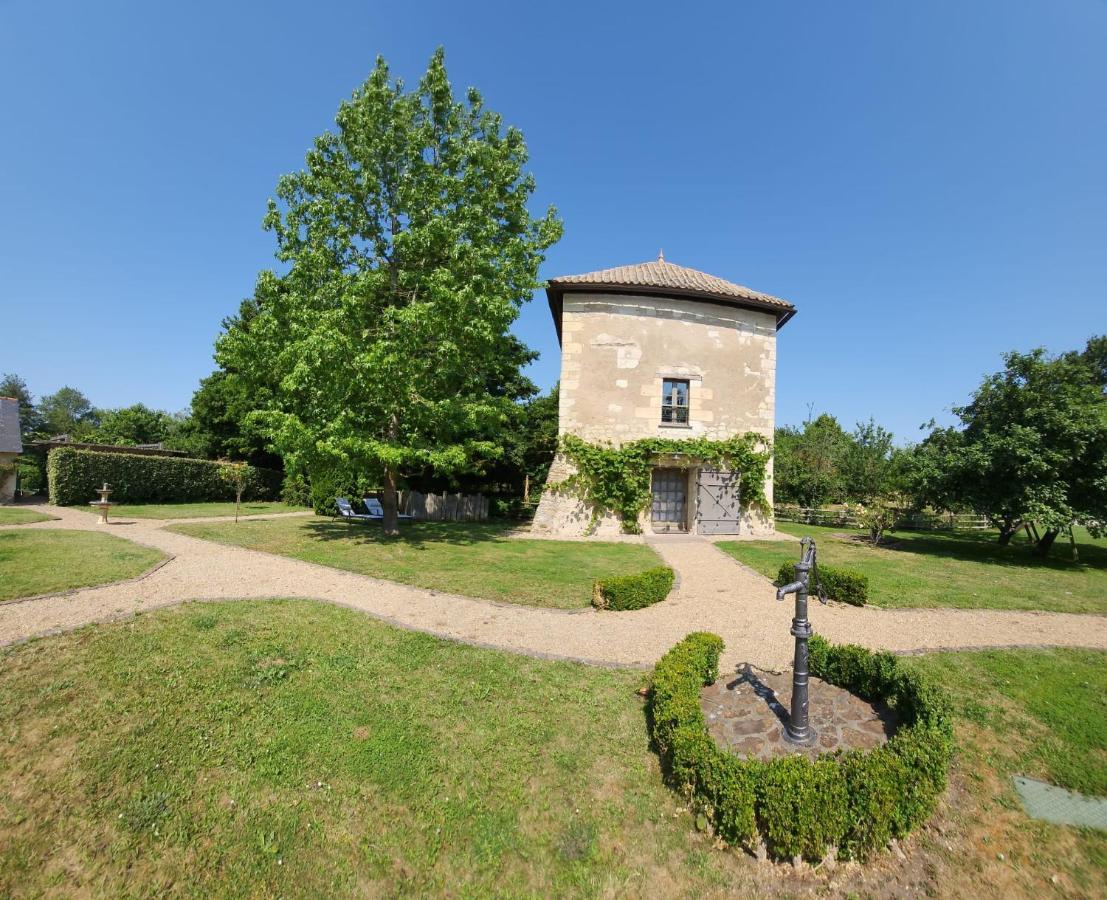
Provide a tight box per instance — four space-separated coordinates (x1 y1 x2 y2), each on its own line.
592 566 674 610
649 632 952 862
47 447 281 506
775 561 868 606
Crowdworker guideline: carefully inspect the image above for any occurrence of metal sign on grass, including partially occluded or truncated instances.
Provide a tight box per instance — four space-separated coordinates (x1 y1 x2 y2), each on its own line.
1013 776 1107 831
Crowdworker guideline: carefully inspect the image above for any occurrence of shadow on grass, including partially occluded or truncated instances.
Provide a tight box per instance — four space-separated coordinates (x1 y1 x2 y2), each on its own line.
303 518 520 550
873 530 1107 574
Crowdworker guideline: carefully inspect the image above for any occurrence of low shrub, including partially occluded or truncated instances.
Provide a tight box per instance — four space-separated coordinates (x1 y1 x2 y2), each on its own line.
592 566 674 610
775 561 868 606
648 633 952 862
47 448 281 506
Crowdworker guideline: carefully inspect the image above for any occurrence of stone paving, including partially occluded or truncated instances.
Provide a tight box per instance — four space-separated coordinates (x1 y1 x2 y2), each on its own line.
2 505 1107 672
701 665 896 760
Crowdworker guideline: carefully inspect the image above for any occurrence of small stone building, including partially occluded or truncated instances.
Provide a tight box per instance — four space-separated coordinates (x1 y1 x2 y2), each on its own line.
0 397 23 504
531 254 795 536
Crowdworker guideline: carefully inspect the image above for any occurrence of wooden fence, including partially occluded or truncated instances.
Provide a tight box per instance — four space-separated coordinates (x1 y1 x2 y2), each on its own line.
402 490 489 522
774 505 989 531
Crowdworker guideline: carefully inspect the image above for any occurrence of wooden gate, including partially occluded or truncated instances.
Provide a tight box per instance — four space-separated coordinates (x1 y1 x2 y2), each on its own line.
695 469 741 535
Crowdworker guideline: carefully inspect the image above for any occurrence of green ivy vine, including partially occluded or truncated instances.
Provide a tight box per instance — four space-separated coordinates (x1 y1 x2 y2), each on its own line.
555 433 770 533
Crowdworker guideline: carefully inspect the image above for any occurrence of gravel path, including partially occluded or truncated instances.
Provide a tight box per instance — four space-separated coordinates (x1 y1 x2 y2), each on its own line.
3 505 1106 672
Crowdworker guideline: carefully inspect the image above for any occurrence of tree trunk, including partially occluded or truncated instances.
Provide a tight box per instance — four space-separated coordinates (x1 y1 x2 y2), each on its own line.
1035 528 1060 556
382 466 400 537
997 519 1021 545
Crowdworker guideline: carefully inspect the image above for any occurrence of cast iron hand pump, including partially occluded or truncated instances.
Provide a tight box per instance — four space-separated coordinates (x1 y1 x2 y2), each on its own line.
775 537 827 745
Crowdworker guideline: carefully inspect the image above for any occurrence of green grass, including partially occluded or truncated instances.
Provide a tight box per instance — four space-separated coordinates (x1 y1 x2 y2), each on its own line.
0 508 50 525
169 518 662 609
0 601 748 897
904 648 1107 895
718 523 1107 614
0 604 1102 896
907 648 1107 796
63 501 310 520
0 530 166 601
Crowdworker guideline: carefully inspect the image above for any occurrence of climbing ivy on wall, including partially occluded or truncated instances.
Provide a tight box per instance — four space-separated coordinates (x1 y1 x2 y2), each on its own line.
556 433 770 533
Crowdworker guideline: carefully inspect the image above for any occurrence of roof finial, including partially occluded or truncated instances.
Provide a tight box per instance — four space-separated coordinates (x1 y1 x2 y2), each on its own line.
658 248 665 262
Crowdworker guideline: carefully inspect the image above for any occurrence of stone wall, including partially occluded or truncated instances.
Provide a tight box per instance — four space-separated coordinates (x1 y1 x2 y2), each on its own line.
531 291 778 536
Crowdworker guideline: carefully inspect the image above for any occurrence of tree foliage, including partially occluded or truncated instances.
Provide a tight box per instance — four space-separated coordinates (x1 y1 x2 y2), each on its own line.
0 373 42 437
89 404 177 446
36 386 98 439
840 419 899 503
217 50 561 533
773 414 851 506
908 339 1107 550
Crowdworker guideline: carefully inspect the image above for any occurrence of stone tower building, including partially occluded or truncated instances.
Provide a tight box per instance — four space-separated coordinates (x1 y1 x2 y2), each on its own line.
530 254 795 536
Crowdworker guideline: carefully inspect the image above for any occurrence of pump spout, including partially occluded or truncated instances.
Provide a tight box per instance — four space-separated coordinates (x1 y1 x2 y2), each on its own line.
776 580 804 601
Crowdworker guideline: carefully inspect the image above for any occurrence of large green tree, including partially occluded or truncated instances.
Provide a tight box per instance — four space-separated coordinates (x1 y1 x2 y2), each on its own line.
911 340 1107 551
36 386 98 439
840 418 900 503
170 298 283 468
218 50 561 532
89 404 177 446
773 413 851 507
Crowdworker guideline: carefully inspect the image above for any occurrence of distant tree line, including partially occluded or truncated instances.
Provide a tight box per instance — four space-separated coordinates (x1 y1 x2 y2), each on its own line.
775 336 1107 555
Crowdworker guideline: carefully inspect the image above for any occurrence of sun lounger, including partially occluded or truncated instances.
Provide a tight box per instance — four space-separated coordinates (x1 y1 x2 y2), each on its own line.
363 498 414 521
335 497 377 523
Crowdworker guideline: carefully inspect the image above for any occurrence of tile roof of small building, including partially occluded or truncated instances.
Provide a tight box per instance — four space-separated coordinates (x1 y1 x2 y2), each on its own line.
0 397 23 454
549 253 794 311
545 252 796 341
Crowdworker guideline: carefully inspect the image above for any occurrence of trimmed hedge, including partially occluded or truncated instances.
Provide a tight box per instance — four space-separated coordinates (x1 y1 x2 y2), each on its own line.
47 448 281 506
649 633 952 862
776 561 868 606
592 566 674 610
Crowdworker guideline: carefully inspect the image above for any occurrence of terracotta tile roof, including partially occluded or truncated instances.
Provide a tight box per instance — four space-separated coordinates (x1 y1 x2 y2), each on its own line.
548 252 795 315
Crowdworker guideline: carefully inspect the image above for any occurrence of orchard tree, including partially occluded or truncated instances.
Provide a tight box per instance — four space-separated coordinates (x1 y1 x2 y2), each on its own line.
915 342 1107 552
841 419 899 503
218 50 561 533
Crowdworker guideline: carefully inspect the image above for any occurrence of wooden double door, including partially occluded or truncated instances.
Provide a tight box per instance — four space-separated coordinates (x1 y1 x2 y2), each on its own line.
650 467 741 534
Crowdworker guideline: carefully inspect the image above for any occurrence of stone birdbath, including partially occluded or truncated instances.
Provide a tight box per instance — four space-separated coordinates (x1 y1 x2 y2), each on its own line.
89 482 114 524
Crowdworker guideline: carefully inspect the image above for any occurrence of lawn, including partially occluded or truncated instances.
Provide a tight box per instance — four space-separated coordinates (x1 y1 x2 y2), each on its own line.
0 530 166 601
904 647 1107 897
0 508 51 525
0 601 748 897
64 501 309 520
0 602 1102 897
718 523 1107 614
169 518 662 609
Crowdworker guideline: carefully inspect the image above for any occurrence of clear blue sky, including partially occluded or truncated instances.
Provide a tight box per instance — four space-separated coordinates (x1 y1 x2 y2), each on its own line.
2 1 1104 442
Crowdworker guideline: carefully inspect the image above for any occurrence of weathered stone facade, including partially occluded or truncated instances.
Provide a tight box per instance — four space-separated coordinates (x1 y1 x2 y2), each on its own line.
531 259 793 537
